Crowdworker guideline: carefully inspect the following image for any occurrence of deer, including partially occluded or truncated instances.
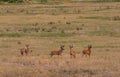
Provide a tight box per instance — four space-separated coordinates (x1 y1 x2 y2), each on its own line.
20 44 32 56
82 45 92 58
69 45 76 58
50 45 65 57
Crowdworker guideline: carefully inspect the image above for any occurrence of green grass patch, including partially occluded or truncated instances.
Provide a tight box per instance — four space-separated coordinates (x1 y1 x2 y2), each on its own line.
94 45 120 48
89 30 120 37
79 16 110 20
56 40 90 44
0 33 26 37
0 0 23 3
80 69 95 75
0 33 74 38
39 33 74 37
0 45 10 48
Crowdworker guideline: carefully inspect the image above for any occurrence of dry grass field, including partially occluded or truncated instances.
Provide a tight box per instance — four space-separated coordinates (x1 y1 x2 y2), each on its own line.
0 1 120 77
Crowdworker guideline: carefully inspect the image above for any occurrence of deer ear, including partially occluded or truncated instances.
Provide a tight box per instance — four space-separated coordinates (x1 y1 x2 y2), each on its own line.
69 45 73 48
26 44 29 46
88 44 92 48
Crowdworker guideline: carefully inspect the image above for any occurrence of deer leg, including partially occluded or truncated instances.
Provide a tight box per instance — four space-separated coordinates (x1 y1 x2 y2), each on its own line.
82 54 84 57
51 54 53 57
25 51 28 56
25 53 27 56
70 55 72 58
50 53 53 57
58 55 61 58
89 54 90 58
74 55 76 58
21 51 24 56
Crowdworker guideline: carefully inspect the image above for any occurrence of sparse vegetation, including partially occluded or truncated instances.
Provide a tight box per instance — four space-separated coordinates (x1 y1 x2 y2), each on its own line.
0 1 120 77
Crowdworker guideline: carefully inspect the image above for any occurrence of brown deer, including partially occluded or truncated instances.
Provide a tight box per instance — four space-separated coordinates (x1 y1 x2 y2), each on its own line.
69 45 76 58
82 45 92 57
50 45 65 57
20 44 32 56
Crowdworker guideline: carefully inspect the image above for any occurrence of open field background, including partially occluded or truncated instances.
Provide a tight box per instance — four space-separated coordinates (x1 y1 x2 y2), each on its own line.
0 1 120 77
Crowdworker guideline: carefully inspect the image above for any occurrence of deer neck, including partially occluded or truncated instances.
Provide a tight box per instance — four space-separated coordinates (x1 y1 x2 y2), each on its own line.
70 48 72 52
25 47 29 51
88 48 91 52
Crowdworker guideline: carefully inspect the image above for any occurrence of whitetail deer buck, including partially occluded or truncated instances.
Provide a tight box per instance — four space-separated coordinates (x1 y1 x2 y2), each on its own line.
82 45 92 57
20 44 32 56
50 45 65 57
69 45 76 58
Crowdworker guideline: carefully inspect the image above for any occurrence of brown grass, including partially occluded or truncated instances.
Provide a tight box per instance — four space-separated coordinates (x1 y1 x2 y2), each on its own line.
0 2 120 77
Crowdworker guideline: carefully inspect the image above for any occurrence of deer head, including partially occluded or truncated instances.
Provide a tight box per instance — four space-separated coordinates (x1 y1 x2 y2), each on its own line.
69 45 73 49
88 45 92 49
25 44 29 48
60 45 65 51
